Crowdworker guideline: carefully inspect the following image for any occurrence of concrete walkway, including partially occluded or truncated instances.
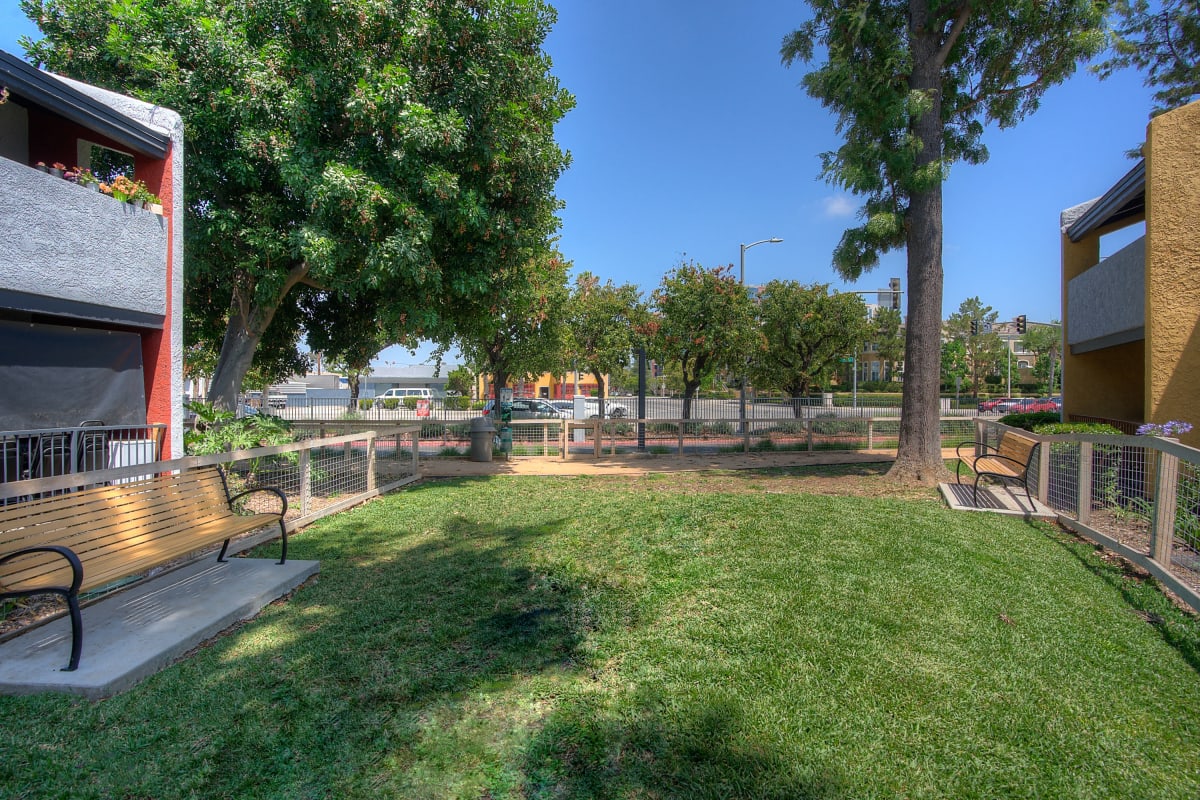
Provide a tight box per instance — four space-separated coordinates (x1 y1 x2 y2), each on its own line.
0 558 318 699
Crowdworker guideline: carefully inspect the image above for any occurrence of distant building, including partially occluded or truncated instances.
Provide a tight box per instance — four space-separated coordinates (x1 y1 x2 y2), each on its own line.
1060 98 1200 445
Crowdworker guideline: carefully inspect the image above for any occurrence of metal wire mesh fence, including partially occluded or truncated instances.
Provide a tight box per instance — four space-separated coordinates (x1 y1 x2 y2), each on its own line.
975 419 1200 610
543 416 979 458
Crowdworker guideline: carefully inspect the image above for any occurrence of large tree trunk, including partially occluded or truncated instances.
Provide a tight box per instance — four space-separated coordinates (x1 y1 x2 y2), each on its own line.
681 379 701 420
206 265 310 411
889 3 951 485
208 308 264 411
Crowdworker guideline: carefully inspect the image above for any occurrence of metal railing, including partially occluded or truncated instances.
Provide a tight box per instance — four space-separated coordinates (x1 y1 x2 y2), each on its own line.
0 425 420 521
0 424 168 485
974 419 1200 613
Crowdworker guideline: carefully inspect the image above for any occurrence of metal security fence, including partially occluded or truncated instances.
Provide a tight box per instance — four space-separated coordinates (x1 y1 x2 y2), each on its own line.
556 416 977 458
0 428 419 519
974 419 1200 612
0 424 167 484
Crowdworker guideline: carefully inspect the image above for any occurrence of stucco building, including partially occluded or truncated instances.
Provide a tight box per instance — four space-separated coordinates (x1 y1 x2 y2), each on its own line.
0 51 184 457
1060 98 1200 446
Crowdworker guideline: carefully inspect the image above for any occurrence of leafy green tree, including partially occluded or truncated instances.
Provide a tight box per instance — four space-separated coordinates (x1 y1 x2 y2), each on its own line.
647 262 759 420
445 365 475 399
22 0 572 410
1021 321 1063 392
782 1 1107 483
945 297 1004 394
450 251 570 399
1096 0 1200 115
868 306 905 382
749 281 869 417
566 272 646 416
940 339 968 391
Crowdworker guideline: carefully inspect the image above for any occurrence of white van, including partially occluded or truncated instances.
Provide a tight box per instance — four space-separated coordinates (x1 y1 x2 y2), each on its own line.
373 387 432 408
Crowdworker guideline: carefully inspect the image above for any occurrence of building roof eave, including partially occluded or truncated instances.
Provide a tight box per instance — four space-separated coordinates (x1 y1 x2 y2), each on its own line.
1064 159 1146 243
0 50 170 158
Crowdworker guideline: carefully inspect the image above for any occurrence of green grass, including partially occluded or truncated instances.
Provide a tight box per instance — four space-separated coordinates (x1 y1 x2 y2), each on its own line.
3 472 1200 798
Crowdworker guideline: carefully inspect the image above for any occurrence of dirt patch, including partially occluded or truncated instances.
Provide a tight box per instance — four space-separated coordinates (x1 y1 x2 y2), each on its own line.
570 464 942 502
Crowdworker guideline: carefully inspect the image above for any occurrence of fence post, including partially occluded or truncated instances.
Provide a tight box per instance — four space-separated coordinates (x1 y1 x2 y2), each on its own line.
366 434 376 493
1038 438 1050 504
298 447 311 517
1077 441 1093 524
743 420 750 453
867 419 874 450
543 422 549 457
410 429 420 476
807 419 813 452
678 421 684 456
1151 447 1179 567
594 420 602 458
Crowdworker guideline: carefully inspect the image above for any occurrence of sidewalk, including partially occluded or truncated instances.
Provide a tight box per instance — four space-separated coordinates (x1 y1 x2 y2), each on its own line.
420 449 910 478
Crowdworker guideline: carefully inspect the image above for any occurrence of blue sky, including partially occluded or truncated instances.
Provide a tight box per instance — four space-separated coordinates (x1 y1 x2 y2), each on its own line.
2 2 1157 368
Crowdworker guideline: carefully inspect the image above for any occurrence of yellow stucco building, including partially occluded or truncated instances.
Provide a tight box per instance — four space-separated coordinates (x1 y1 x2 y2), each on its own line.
1060 98 1200 447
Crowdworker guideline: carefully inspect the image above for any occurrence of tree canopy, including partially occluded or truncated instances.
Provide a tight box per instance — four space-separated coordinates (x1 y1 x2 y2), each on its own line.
566 272 646 412
1097 0 1200 115
782 1 1107 483
21 0 572 408
748 281 868 417
449 250 570 398
647 262 759 420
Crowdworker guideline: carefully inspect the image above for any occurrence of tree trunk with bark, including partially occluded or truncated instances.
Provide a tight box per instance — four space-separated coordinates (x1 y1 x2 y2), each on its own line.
889 2 952 485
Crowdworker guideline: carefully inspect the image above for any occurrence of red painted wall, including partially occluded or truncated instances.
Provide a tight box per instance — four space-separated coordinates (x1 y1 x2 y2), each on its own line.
28 106 177 456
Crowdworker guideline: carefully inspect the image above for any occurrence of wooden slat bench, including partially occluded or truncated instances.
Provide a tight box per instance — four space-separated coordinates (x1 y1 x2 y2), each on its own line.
0 465 287 671
955 430 1040 511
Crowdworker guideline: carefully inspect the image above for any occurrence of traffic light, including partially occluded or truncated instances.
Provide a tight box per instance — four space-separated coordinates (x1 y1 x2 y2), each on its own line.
970 320 978 336
889 277 901 310
1016 315 1027 334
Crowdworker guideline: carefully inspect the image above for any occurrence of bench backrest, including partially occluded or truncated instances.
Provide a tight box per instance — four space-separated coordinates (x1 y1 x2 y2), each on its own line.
0 466 234 592
997 432 1039 474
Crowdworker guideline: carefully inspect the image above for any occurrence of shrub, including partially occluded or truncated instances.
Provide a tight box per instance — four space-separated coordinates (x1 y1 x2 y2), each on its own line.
403 397 420 410
998 411 1061 431
382 398 400 410
358 398 373 411
1033 422 1123 436
443 395 470 411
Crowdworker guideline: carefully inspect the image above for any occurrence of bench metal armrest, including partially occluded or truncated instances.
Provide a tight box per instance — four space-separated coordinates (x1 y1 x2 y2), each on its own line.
227 485 289 517
0 545 83 596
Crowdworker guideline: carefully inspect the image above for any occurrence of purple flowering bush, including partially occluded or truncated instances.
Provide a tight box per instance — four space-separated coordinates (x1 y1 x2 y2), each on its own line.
1136 420 1193 437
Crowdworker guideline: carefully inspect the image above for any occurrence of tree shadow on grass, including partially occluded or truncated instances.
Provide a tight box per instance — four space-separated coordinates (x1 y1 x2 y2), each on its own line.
0 499 627 798
520 689 847 800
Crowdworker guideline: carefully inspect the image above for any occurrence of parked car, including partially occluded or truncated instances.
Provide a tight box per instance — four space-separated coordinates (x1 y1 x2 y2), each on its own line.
977 397 1011 413
1015 397 1059 414
993 398 1027 413
481 398 561 420
580 397 630 418
373 387 433 408
549 400 575 419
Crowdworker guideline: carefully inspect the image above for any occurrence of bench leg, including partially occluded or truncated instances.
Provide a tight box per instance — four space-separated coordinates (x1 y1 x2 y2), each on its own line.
277 520 288 565
216 539 230 563
63 590 83 672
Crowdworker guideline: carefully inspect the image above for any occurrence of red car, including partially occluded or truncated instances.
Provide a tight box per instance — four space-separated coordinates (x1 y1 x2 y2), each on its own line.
1012 397 1059 414
978 397 1011 413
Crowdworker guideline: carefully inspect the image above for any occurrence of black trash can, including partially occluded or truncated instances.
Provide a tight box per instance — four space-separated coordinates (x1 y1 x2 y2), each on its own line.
469 416 496 462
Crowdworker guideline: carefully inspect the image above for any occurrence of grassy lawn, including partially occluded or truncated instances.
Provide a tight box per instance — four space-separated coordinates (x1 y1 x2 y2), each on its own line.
3 466 1200 799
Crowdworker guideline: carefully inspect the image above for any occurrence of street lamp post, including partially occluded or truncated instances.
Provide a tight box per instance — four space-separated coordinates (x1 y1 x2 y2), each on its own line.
739 237 783 433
